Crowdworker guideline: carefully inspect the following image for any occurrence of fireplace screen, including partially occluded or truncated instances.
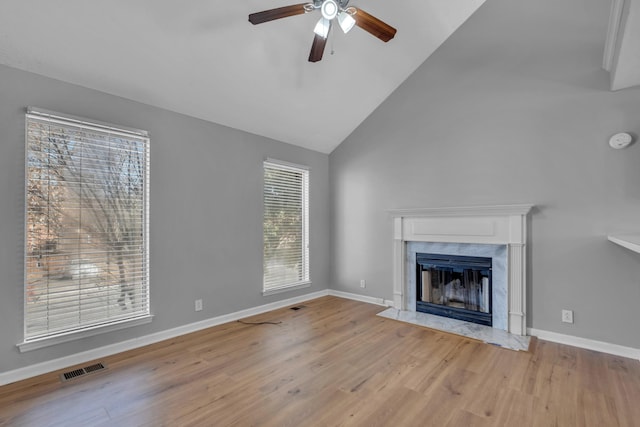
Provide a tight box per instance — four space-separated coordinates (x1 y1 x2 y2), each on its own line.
416 253 492 326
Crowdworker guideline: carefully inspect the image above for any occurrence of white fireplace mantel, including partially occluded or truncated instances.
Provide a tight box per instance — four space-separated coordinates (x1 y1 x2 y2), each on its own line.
389 204 533 336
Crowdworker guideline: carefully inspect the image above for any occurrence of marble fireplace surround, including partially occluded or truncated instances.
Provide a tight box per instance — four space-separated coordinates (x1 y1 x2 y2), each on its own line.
389 205 533 336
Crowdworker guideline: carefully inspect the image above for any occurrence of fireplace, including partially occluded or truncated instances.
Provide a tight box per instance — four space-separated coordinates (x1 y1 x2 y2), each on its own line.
390 204 533 336
416 253 492 326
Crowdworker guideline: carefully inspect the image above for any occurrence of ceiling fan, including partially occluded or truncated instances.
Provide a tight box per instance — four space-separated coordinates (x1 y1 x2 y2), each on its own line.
249 0 397 62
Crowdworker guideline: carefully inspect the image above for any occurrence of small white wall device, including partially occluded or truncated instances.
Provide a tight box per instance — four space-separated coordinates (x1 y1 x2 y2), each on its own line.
608 132 633 149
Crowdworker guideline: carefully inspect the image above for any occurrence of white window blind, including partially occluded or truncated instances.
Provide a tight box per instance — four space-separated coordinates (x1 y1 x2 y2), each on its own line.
263 160 310 292
24 108 150 343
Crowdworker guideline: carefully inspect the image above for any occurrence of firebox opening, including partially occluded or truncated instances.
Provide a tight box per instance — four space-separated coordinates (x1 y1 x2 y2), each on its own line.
416 253 492 326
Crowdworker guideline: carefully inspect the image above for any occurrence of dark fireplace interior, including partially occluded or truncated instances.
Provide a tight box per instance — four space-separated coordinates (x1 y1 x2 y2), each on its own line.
416 253 492 326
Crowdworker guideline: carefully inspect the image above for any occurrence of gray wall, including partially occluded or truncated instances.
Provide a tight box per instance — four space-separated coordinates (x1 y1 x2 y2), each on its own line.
330 0 640 348
0 64 330 373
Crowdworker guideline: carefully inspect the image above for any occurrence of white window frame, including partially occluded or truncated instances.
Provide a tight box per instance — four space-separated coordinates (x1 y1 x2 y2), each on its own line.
19 108 151 352
263 159 310 295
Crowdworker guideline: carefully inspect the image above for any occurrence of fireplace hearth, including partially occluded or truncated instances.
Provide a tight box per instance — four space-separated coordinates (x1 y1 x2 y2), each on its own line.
416 253 492 326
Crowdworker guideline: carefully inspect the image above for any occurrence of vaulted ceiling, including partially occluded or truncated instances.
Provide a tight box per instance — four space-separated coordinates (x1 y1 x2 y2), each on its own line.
0 0 485 153
0 0 637 154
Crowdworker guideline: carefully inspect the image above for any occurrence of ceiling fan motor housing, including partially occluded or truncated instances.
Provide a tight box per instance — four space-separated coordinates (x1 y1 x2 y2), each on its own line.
313 0 350 10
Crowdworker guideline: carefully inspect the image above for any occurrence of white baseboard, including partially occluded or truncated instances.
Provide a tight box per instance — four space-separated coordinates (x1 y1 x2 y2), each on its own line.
528 328 640 361
327 289 391 307
0 289 330 387
8 292 635 387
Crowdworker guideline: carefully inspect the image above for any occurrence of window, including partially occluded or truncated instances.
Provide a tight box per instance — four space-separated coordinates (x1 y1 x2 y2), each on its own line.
22 108 150 349
263 159 310 294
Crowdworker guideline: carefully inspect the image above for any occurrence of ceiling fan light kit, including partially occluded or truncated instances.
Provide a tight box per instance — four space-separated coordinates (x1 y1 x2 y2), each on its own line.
337 9 356 33
313 17 331 38
321 0 338 20
249 0 397 62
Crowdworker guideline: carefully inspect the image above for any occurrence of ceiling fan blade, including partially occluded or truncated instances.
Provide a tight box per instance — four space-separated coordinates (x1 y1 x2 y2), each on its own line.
249 3 309 25
308 34 328 62
352 8 397 42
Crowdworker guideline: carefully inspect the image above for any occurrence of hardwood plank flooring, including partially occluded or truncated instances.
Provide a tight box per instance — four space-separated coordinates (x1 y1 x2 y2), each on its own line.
1 296 639 426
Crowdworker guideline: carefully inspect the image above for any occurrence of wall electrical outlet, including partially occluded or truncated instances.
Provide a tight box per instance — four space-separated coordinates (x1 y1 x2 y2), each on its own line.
360 279 366 288
195 299 203 312
561 309 573 324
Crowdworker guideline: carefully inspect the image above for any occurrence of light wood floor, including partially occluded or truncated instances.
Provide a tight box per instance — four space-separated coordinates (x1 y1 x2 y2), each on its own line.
1 296 639 426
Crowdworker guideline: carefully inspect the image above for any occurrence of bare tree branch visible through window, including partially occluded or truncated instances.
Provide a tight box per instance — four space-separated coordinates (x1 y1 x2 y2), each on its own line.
25 111 149 340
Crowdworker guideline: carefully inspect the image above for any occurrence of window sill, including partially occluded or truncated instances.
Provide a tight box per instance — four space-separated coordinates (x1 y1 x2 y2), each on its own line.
263 281 311 296
17 315 154 353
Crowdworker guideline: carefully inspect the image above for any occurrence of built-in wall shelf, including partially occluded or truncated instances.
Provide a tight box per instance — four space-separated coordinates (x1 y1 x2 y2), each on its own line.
608 233 640 254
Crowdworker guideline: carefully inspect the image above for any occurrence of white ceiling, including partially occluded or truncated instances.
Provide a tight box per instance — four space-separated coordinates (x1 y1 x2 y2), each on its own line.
0 0 485 154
